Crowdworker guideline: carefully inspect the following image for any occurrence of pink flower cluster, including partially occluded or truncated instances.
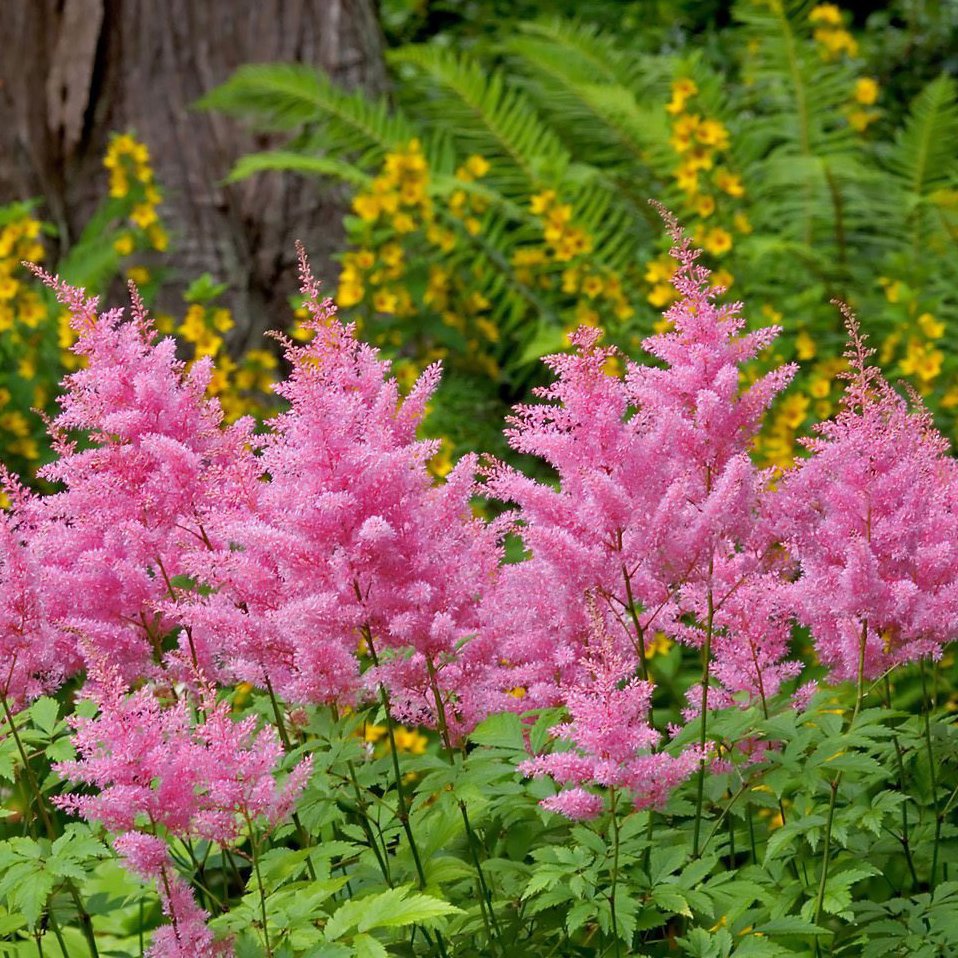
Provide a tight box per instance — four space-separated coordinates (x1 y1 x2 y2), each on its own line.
777 312 958 681
55 656 309 958
519 617 702 820
4 209 955 854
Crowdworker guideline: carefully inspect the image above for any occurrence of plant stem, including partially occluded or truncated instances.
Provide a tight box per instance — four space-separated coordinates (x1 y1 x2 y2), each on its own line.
813 777 840 932
245 814 272 958
692 577 714 858
882 677 919 889
363 631 448 958
608 788 622 958
919 659 942 887
0 693 100 958
424 656 502 946
262 676 317 880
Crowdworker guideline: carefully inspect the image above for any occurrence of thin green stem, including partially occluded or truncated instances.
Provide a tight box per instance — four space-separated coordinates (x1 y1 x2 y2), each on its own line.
424 656 502 946
882 677 919 889
919 660 942 887
608 789 622 958
262 677 317 881
692 575 714 858
245 814 273 958
363 631 447 958
0 693 99 958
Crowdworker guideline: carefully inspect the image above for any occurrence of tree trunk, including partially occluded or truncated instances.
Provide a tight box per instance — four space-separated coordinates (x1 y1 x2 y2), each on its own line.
0 0 385 349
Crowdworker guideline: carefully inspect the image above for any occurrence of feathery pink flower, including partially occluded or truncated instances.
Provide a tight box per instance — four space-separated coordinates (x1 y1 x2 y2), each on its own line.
22 270 258 681
179 249 502 737
484 210 797 716
56 658 311 845
775 311 958 681
519 623 700 819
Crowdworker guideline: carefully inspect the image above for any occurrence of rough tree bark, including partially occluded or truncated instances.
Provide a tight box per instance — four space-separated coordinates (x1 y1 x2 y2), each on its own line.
0 0 385 348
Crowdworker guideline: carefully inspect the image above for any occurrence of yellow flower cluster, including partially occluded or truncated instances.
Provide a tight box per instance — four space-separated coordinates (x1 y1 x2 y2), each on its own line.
509 190 635 335
339 140 506 381
529 189 592 262
645 78 749 308
103 133 168 253
848 76 880 132
361 722 429 756
876 277 948 393
0 214 48 463
809 4 859 60
175 300 277 422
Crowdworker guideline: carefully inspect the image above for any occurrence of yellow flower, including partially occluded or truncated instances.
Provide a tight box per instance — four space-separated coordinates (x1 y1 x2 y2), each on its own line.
465 155 490 178
644 256 676 285
711 268 733 289
703 227 733 256
779 393 810 429
147 224 168 252
530 190 557 215
918 312 945 338
392 727 428 755
848 109 878 133
666 77 699 115
695 194 716 218
648 283 676 308
733 212 752 235
126 266 151 286
814 26 858 59
113 233 135 256
647 631 673 657
337 281 364 308
212 308 234 333
854 77 879 105
372 289 398 314
582 274 604 299
130 204 158 229
464 217 482 236
0 276 18 300
878 276 902 304
796 330 817 360
714 168 745 198
696 118 730 150
674 163 699 195
809 377 830 398
352 194 380 221
809 3 843 25
392 212 415 234
17 355 36 380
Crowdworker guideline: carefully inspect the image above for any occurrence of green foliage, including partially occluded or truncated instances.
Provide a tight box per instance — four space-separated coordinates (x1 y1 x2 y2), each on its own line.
203 1 958 466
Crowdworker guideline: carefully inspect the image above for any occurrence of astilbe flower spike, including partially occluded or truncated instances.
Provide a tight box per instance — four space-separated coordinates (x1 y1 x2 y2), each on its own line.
776 306 958 683
56 656 310 957
0 502 79 711
179 247 503 738
483 207 798 715
55 657 311 844
21 269 259 682
519 615 701 820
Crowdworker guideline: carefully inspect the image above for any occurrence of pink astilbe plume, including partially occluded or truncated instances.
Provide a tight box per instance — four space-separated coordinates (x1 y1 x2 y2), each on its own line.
776 308 958 681
55 658 312 844
484 208 797 713
0 497 80 710
179 248 502 737
519 619 700 820
21 269 259 681
115 834 232 957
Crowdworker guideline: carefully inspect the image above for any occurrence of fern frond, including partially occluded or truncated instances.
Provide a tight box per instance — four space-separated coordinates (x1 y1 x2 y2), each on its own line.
514 17 653 90
388 45 571 195
227 152 373 189
198 63 416 164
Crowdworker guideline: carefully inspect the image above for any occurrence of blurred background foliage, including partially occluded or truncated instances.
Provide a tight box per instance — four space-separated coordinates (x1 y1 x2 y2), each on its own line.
4 0 958 478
